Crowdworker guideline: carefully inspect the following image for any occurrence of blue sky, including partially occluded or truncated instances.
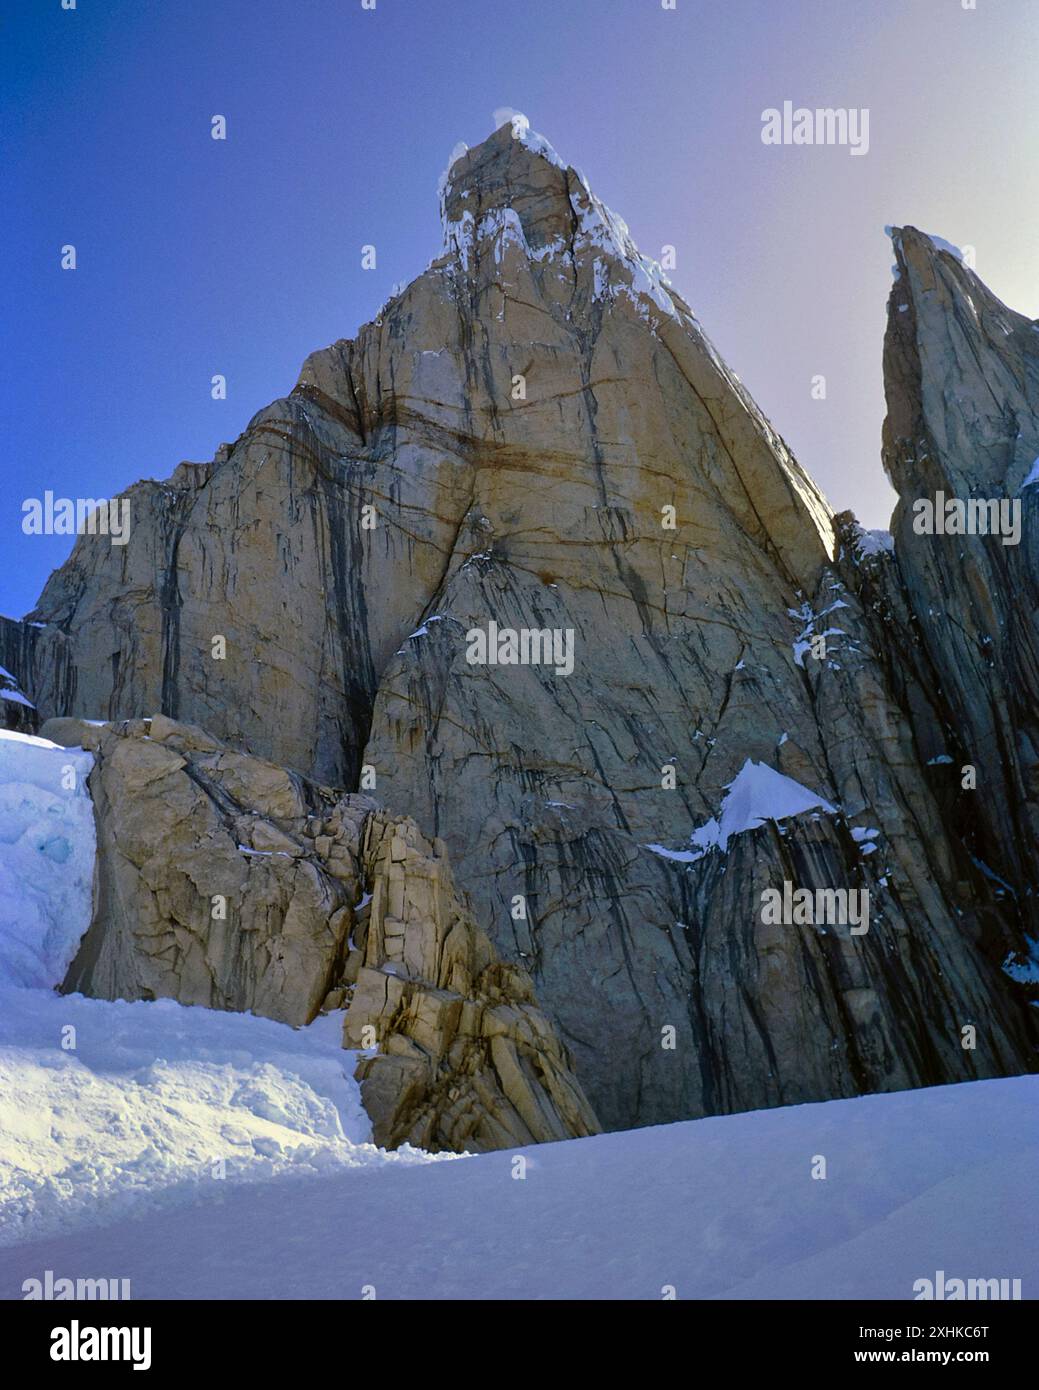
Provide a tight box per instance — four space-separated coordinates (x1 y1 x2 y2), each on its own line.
4 0 1037 615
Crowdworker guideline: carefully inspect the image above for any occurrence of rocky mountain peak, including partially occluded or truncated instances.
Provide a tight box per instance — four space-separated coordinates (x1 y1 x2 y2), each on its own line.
437 116 692 331
2 130 1035 1143
877 223 1039 937
885 224 1039 494
439 119 573 248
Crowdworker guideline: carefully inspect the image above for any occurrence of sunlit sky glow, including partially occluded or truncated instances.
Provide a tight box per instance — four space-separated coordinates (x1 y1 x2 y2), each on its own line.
3 0 1037 614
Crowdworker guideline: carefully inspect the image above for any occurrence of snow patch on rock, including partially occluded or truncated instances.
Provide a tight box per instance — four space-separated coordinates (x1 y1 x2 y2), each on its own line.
1017 456 1039 493
856 528 895 557
646 759 838 863
789 599 850 668
438 118 683 327
508 112 566 170
567 178 680 322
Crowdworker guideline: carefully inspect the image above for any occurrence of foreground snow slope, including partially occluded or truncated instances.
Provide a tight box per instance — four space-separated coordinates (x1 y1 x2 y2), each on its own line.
0 987 455 1251
1 720 1034 1300
1 1075 1035 1300
0 729 451 1251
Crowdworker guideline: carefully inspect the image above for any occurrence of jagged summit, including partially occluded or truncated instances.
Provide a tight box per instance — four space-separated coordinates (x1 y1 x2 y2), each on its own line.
886 225 1036 360
435 115 691 331
878 220 1039 938
438 116 571 228
886 223 969 264
884 222 1039 495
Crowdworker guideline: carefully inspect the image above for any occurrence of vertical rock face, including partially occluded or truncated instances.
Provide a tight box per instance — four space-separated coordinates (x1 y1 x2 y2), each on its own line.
0 615 69 736
52 715 600 1152
8 128 1037 1136
0 671 36 736
60 715 365 1024
879 227 1039 938
346 811 601 1151
0 616 41 734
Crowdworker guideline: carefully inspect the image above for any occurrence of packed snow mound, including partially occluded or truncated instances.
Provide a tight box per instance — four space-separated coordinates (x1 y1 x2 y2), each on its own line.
0 730 95 989
0 986 454 1249
647 759 837 863
1 1074 1032 1299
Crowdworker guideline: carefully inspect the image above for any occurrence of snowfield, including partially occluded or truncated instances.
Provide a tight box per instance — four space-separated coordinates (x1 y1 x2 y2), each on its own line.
0 1074 1034 1300
0 987 452 1252
0 731 1035 1300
